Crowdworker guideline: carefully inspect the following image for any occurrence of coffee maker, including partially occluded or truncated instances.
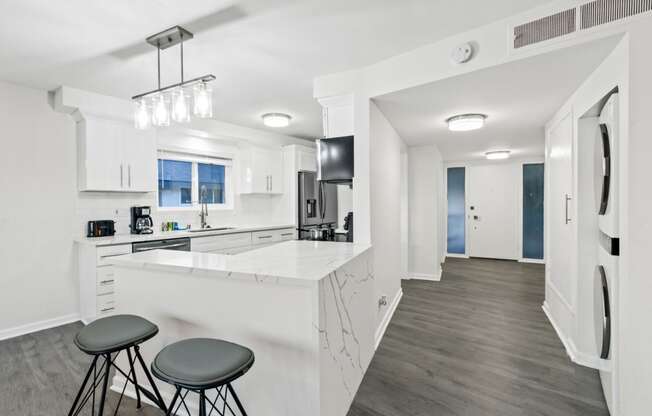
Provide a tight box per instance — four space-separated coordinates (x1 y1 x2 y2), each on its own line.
130 206 154 234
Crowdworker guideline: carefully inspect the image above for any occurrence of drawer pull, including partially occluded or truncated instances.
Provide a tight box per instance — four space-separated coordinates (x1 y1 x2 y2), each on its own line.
99 280 114 285
258 235 273 239
100 307 115 313
281 233 294 236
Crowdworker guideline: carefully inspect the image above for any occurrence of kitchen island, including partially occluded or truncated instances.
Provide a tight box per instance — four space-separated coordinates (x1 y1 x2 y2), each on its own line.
110 240 374 416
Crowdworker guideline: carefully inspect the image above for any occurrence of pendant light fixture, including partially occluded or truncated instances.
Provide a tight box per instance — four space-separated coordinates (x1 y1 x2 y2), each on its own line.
132 26 215 129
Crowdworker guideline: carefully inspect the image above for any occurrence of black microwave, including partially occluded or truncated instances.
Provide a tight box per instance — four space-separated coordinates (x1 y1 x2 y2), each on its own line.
316 135 354 184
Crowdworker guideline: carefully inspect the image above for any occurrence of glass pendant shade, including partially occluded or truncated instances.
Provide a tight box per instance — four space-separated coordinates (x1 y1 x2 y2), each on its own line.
172 87 191 123
152 93 171 127
193 82 213 118
134 99 150 130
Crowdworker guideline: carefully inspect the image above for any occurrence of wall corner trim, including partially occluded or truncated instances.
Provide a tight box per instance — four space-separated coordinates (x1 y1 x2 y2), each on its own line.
0 313 81 342
374 288 403 350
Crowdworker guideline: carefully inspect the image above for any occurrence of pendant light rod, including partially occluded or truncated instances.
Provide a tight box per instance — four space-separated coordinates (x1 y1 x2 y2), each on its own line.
180 36 184 83
157 44 161 89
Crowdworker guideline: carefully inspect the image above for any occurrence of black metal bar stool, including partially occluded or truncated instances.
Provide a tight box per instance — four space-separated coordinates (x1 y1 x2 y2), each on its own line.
151 338 254 416
68 314 167 416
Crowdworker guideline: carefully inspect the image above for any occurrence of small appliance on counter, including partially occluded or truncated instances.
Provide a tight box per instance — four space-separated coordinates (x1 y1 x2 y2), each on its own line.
87 220 116 238
130 206 154 234
343 212 353 242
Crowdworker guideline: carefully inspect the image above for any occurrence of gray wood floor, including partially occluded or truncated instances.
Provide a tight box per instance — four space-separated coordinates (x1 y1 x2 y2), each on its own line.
348 257 609 416
0 257 608 415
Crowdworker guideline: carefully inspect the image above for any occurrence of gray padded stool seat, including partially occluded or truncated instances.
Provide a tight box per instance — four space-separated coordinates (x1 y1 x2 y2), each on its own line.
152 338 254 416
74 314 158 354
67 315 167 416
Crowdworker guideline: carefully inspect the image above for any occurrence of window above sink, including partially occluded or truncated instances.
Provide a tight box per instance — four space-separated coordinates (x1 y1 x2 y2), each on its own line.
157 151 233 211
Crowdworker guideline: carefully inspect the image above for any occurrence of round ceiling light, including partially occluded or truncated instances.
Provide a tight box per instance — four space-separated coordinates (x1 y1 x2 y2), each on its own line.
262 113 292 127
485 150 511 160
447 113 486 132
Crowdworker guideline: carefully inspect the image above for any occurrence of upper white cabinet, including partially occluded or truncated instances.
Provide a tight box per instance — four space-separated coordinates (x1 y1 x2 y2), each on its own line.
77 116 155 192
318 95 354 138
297 147 317 172
239 147 284 195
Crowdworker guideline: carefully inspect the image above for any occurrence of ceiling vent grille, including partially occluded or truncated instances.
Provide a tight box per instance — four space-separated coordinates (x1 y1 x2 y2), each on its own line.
581 0 652 29
514 8 576 49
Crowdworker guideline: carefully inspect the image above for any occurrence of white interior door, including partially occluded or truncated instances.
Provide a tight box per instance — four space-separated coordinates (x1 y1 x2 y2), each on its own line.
468 164 518 259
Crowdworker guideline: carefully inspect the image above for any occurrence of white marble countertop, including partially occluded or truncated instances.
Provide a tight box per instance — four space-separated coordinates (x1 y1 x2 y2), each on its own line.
75 224 295 247
112 240 371 281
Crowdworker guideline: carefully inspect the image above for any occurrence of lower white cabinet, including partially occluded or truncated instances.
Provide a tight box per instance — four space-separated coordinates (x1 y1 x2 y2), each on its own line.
78 243 132 323
79 227 296 322
191 232 252 253
192 227 296 253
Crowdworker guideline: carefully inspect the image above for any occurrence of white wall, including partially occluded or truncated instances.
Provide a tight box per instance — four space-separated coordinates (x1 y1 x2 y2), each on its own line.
407 145 444 279
0 81 79 336
369 102 407 328
0 82 310 338
619 22 652 416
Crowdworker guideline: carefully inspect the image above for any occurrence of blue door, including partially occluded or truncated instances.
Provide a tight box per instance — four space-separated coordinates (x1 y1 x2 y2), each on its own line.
447 167 466 255
523 164 544 259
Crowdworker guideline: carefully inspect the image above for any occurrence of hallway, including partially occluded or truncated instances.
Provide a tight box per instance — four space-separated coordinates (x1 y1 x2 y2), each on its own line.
348 257 609 416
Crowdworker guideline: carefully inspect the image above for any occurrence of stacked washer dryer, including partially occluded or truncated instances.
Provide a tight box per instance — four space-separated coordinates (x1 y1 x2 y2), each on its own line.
593 92 619 412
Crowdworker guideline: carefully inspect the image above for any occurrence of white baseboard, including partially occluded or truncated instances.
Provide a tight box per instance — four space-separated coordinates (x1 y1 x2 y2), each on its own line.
374 288 403 350
541 302 609 371
519 258 545 264
446 253 469 259
0 313 81 341
405 272 441 282
542 301 574 359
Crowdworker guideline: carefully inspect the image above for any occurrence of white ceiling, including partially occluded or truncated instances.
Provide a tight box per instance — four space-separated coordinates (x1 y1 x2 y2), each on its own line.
0 0 553 139
373 37 621 161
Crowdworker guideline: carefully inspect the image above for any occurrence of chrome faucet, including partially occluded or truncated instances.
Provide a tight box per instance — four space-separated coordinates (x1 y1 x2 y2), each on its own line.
199 185 209 229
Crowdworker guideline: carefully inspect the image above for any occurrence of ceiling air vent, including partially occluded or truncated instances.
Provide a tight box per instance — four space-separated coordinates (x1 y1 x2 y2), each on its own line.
514 8 576 49
581 0 652 29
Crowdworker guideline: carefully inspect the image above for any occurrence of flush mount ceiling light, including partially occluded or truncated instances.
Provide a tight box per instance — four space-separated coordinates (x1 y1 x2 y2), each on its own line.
262 113 292 128
132 26 215 129
447 113 487 132
485 150 511 160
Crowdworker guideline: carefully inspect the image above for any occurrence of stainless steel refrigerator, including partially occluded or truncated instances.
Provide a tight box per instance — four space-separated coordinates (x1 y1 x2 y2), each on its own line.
298 171 338 240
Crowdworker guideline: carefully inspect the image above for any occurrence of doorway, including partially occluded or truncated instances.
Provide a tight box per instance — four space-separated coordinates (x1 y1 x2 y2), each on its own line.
468 164 519 259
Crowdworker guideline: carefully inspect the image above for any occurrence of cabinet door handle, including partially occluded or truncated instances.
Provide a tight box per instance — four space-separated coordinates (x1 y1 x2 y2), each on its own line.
120 164 124 188
565 194 572 224
128 165 132 188
270 175 273 192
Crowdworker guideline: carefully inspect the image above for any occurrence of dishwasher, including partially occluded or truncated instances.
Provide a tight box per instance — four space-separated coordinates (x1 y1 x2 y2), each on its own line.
132 237 191 253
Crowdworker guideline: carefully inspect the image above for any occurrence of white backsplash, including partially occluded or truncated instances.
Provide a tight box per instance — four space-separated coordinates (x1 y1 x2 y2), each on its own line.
76 189 292 237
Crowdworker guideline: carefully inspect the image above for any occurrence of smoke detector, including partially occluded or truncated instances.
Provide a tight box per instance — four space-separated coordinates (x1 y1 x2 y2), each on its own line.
451 42 474 64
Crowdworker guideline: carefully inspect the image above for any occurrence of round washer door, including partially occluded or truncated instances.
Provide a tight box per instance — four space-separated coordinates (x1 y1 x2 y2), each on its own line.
594 123 611 215
594 265 611 359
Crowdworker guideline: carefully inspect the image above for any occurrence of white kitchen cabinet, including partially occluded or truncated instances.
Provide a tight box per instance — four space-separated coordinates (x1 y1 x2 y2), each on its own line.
77 116 155 192
239 147 284 194
252 228 296 246
78 243 132 323
297 147 317 172
191 232 253 253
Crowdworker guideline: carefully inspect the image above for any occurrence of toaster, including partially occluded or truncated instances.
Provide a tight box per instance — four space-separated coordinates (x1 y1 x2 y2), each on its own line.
87 220 116 238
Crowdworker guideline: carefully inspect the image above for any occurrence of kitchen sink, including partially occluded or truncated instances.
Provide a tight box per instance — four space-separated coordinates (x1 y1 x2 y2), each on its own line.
188 227 235 233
